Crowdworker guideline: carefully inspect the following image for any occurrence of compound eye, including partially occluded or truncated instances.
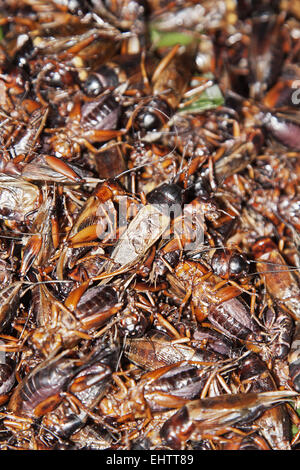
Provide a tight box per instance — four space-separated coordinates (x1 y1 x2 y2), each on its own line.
229 254 249 276
136 98 171 132
140 109 162 131
83 74 103 97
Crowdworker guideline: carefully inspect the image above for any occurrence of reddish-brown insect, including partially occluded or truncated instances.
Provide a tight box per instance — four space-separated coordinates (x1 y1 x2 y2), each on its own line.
1 0 300 452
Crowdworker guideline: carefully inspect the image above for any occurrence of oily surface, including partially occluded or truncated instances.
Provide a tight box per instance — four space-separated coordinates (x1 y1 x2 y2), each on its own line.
0 0 299 450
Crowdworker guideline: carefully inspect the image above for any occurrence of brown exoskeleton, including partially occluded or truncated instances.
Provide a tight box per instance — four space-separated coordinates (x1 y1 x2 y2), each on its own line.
288 321 300 393
125 329 228 371
99 352 238 424
131 44 196 135
248 7 290 99
23 278 123 357
91 182 184 285
4 338 120 446
159 390 298 449
167 259 262 348
252 237 300 321
37 338 120 447
55 179 140 281
236 353 292 450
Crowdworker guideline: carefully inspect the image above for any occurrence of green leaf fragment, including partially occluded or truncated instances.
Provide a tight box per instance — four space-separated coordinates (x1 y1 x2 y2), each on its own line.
292 423 298 436
291 406 300 437
179 84 225 113
150 27 196 48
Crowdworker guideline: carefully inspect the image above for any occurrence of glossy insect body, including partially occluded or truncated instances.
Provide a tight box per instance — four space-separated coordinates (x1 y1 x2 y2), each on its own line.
263 308 294 360
74 284 121 331
238 353 292 450
0 176 40 225
7 335 120 423
45 91 124 156
135 47 194 132
82 53 156 97
288 321 300 392
169 260 261 344
192 326 237 358
248 8 287 99
222 433 271 450
150 195 208 276
2 0 300 451
8 352 84 418
0 68 45 158
20 187 58 277
98 183 182 281
160 390 297 449
125 329 225 371
0 282 23 332
100 359 219 421
7 107 48 157
252 237 300 320
238 353 277 391
0 356 15 402
82 61 122 97
208 297 262 344
63 424 114 450
118 292 153 338
56 179 130 280
80 93 121 131
259 110 300 151
40 340 120 443
29 280 122 357
210 248 250 280
39 401 86 447
143 363 211 412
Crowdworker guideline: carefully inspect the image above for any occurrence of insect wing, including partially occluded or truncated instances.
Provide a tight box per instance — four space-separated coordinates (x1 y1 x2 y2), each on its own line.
110 204 171 268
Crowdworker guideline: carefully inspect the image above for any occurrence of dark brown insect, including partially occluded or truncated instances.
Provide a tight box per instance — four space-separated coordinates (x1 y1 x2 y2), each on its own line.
7 352 84 419
160 390 297 449
210 248 250 280
252 237 300 321
237 353 292 450
288 321 300 392
1 0 300 452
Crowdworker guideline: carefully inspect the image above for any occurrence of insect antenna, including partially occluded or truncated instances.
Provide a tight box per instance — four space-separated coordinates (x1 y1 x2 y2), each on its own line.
187 243 300 277
113 105 187 187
